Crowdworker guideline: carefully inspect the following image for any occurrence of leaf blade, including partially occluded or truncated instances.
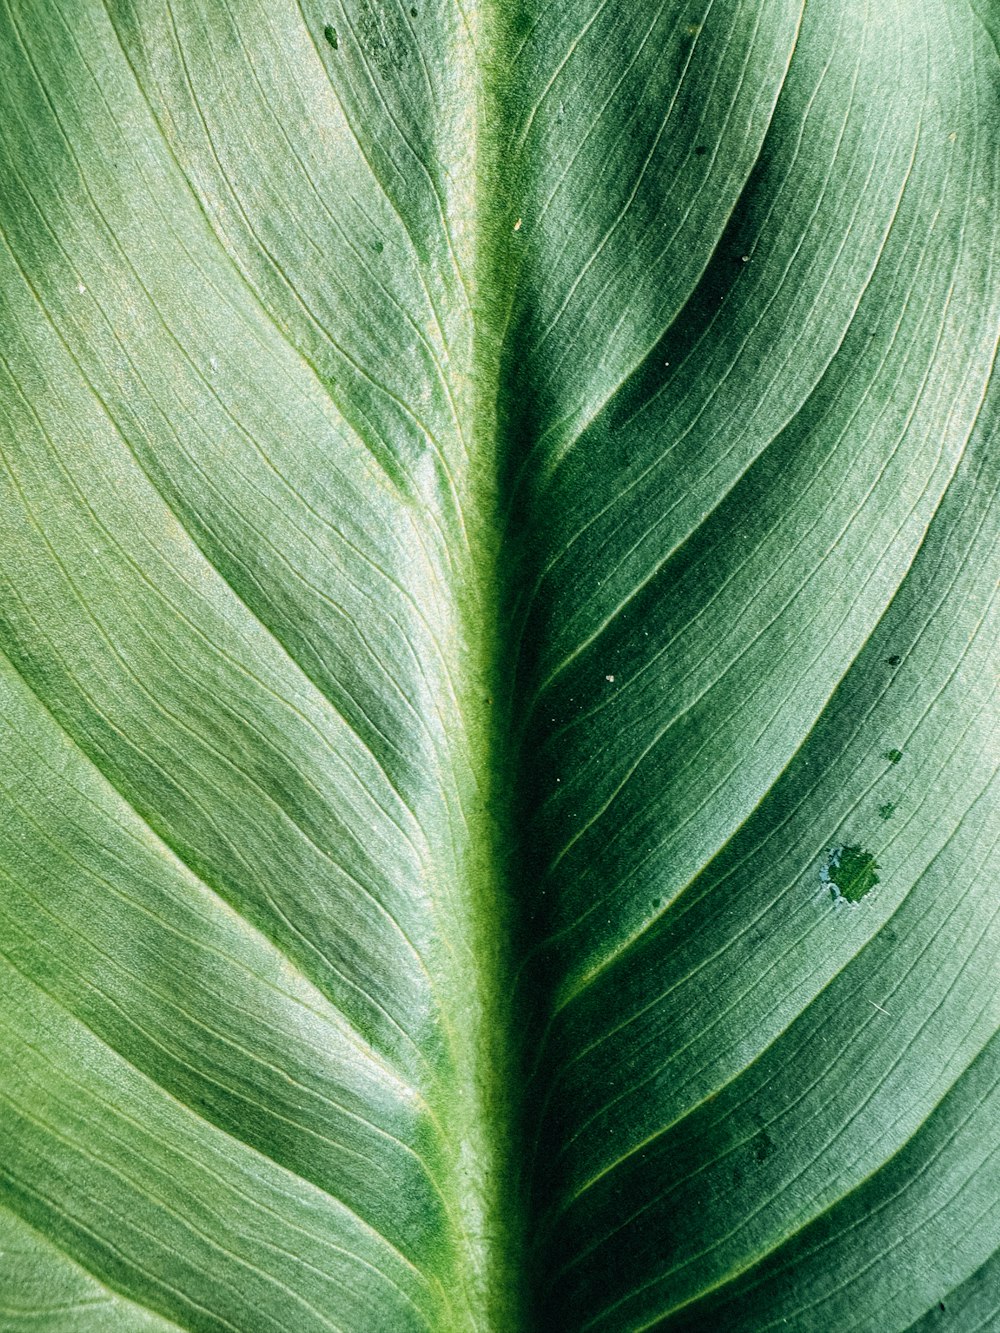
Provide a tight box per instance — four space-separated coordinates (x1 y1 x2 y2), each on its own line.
0 1 997 1330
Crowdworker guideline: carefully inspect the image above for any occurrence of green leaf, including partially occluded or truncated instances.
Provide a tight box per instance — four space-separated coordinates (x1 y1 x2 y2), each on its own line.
0 0 996 1329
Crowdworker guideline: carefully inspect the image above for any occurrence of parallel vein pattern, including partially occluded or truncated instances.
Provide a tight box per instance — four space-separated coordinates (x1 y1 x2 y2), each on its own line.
515 1 1000 1328
0 1 997 1330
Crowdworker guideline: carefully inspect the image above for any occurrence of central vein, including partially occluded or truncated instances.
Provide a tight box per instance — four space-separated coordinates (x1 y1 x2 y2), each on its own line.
428 2 534 1328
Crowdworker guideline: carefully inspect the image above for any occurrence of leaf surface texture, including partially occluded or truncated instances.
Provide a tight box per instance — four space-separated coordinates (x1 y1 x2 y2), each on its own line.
0 0 997 1329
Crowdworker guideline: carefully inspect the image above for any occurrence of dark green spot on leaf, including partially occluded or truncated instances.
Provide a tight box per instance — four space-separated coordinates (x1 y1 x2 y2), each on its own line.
323 24 338 49
753 1130 774 1164
824 845 880 904
878 802 896 820
887 654 901 666
884 748 904 764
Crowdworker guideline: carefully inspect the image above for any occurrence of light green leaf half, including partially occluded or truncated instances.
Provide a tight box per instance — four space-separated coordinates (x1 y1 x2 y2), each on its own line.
0 0 996 1329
